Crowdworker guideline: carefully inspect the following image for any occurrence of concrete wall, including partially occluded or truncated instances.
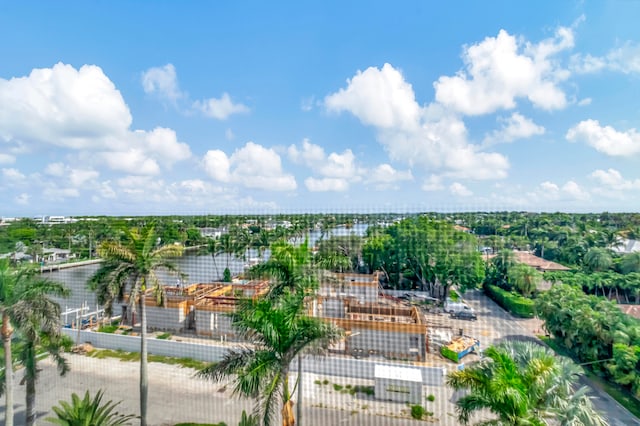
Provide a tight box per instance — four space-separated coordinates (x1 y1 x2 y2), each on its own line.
323 298 345 318
145 305 184 332
348 328 426 360
62 328 447 386
374 378 422 404
194 310 235 338
62 328 228 362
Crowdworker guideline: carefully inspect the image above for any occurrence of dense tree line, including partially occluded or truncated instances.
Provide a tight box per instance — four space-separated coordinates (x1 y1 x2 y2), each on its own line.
536 285 640 398
362 216 485 299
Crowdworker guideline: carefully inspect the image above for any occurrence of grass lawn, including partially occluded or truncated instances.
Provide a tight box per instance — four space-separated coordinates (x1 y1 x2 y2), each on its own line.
86 348 212 370
539 336 640 420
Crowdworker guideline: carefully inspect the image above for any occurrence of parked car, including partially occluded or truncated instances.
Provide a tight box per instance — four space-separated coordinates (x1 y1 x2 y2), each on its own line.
450 310 478 321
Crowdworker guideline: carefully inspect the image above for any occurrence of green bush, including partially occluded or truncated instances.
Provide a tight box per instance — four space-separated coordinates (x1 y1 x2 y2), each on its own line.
333 384 343 391
322 379 329 385
156 332 171 340
484 284 535 318
410 404 425 420
98 324 119 334
426 394 435 402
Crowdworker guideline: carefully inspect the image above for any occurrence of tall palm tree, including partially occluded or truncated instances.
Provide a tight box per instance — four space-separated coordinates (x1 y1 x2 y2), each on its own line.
88 224 184 426
0 258 69 426
197 290 342 426
446 340 608 426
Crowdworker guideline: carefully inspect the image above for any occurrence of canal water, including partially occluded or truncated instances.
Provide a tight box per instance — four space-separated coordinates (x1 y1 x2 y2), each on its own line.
47 224 369 313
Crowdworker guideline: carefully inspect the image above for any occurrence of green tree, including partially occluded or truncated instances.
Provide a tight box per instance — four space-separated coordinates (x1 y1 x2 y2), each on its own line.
508 263 542 298
0 258 69 426
47 390 138 426
197 290 342 426
583 248 613 273
89 225 184 426
446 341 607 426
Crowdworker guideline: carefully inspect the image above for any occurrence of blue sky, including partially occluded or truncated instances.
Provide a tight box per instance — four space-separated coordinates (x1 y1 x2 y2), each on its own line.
2 1 640 216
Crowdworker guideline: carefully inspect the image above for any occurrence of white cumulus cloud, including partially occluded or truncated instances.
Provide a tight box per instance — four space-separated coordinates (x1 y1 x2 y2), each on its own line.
571 42 640 75
194 93 250 120
324 65 510 181
450 182 472 197
434 27 573 115
534 180 590 201
483 112 545 146
141 64 183 101
304 177 349 192
590 168 640 191
325 63 420 130
566 120 640 156
203 142 296 191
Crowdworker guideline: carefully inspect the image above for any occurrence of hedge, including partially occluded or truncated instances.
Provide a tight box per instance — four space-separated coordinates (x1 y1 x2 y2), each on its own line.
484 284 535 318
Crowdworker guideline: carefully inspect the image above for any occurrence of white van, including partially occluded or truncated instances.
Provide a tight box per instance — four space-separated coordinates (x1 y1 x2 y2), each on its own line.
443 301 473 314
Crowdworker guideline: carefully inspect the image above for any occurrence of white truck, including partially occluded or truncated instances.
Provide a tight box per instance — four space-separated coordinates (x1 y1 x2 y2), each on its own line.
443 300 473 314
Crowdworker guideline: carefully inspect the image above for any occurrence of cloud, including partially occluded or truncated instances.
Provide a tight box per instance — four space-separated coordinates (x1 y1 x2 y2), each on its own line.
533 180 590 201
566 120 640 156
2 168 26 182
571 42 640 75
434 27 573 115
203 142 296 191
288 139 365 190
366 164 413 185
139 127 191 167
194 93 250 120
141 64 183 101
325 63 420 130
0 62 131 150
304 177 349 192
324 65 510 181
483 112 545 145
202 150 231 182
0 63 191 179
0 153 15 164
225 128 235 140
590 168 640 191
101 149 161 175
450 182 472 197
577 97 592 106
422 174 445 191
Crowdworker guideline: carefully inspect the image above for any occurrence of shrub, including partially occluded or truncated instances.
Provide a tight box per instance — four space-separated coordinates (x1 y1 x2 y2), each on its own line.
46 390 137 426
156 332 171 340
333 384 343 391
484 284 535 318
426 394 435 402
314 380 322 385
410 404 425 420
98 324 119 334
322 379 329 385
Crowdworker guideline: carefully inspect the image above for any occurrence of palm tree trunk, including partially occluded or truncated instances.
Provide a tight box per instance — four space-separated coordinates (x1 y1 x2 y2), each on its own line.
25 374 36 426
140 294 148 426
2 313 14 426
282 373 295 426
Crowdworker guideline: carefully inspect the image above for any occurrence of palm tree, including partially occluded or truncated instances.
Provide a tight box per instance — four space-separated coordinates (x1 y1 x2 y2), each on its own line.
508 263 542 298
207 237 223 280
446 340 608 426
583 247 613 273
12 305 71 426
197 290 342 426
0 258 69 426
88 224 184 426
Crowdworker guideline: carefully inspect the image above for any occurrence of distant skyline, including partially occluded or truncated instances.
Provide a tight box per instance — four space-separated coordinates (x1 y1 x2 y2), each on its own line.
2 2 640 216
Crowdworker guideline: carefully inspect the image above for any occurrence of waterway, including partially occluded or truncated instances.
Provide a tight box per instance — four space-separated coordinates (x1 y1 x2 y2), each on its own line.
47 224 369 313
